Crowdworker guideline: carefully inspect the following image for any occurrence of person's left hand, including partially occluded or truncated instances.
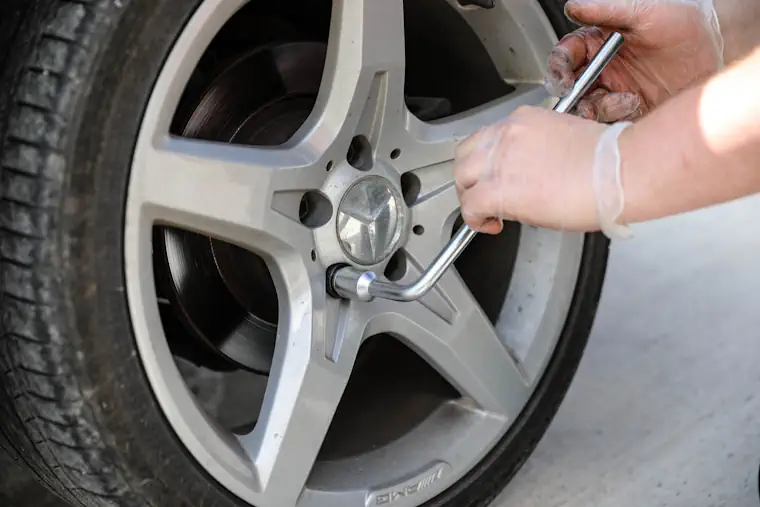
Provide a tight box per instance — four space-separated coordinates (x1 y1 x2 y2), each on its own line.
454 105 611 234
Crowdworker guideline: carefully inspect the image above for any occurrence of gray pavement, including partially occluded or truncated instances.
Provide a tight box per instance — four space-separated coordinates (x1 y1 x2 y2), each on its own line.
495 195 760 507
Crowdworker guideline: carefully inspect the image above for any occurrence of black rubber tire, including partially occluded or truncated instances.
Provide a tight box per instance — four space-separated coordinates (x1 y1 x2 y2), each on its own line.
0 1 605 507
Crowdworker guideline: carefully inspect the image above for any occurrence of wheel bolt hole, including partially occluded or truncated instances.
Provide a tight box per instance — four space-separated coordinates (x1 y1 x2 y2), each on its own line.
400 172 421 206
457 0 495 8
390 148 401 160
384 250 407 282
299 191 333 228
413 225 425 236
326 160 334 171
311 250 317 262
347 135 373 171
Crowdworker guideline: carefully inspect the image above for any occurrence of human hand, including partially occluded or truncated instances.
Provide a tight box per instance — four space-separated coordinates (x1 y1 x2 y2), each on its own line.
455 106 630 235
546 0 724 122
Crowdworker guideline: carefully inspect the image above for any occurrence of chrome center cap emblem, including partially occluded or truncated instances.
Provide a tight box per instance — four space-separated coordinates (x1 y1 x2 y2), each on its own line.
337 176 407 265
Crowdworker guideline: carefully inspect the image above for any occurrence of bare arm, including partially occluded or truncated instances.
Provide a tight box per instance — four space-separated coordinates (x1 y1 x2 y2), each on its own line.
620 46 760 224
715 0 760 64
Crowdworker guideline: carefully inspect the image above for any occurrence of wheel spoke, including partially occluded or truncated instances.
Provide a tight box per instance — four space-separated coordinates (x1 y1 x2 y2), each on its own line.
445 0 556 84
404 163 461 251
366 272 531 418
132 137 325 254
399 84 551 171
238 275 361 506
298 0 407 158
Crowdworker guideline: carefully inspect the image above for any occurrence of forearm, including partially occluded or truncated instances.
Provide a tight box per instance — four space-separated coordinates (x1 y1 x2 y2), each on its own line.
715 0 760 64
619 47 760 224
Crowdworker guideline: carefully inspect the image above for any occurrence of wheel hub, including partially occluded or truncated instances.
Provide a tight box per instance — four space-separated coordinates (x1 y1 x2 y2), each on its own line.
337 176 407 266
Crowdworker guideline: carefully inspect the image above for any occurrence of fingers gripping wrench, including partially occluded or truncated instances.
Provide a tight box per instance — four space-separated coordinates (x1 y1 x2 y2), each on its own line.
328 32 625 302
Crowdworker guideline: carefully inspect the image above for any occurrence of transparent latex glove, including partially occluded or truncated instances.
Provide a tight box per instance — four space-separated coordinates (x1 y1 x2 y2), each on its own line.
454 106 632 238
546 0 724 122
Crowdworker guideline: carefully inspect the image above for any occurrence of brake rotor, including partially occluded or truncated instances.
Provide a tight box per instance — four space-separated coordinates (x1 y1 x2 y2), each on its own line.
155 41 327 373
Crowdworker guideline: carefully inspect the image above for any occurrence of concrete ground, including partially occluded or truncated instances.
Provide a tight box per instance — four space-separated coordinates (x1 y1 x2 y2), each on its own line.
494 195 760 507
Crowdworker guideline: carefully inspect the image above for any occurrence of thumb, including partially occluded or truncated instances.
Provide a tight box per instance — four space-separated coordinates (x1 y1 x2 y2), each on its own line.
564 0 641 28
459 183 509 234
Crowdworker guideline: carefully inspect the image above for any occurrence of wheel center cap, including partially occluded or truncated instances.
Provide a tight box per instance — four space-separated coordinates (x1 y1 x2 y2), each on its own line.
337 176 407 266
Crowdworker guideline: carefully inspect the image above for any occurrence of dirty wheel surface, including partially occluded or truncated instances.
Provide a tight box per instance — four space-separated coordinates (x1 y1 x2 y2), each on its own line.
0 1 606 506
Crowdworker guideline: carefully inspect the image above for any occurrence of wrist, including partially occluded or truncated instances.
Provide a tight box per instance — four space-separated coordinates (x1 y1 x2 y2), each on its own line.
615 114 675 226
615 120 642 225
591 121 634 239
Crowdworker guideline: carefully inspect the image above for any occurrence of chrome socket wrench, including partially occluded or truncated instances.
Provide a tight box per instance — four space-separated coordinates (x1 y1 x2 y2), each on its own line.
328 32 624 302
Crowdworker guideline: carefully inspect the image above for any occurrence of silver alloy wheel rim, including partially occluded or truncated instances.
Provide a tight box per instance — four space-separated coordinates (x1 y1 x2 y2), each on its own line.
124 1 584 506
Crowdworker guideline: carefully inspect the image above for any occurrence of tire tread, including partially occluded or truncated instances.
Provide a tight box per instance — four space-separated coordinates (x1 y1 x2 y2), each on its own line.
0 2 143 506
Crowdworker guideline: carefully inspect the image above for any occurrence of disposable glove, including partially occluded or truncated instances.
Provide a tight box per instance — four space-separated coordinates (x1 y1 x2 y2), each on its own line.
546 0 725 122
454 107 630 236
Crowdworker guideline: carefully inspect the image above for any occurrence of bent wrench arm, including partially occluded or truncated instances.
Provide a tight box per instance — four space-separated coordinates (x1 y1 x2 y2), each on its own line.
329 225 477 302
329 32 624 302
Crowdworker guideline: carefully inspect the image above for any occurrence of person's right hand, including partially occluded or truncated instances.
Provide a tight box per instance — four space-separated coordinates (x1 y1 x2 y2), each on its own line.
547 0 724 122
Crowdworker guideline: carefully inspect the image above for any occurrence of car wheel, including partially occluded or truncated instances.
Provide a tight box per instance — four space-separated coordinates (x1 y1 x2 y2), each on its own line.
0 1 606 507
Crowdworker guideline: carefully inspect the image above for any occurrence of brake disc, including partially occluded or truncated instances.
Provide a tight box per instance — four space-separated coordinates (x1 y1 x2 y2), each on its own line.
155 41 327 373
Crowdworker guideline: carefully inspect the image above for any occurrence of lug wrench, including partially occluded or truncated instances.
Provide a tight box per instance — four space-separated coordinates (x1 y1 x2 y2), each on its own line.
328 32 625 302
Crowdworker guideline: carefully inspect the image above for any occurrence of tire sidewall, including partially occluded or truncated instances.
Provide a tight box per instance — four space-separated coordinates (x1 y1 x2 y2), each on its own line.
56 0 246 505
45 0 602 506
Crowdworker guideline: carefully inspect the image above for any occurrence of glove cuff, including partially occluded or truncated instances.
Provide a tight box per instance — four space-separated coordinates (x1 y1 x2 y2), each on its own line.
592 121 634 240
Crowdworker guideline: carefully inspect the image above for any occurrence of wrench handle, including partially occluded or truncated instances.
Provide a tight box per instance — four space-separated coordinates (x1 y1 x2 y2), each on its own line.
448 31 626 271
330 32 624 302
554 32 624 114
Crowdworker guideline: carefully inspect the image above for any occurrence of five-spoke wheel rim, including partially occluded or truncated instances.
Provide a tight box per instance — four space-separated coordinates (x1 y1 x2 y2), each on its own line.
124 1 584 506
